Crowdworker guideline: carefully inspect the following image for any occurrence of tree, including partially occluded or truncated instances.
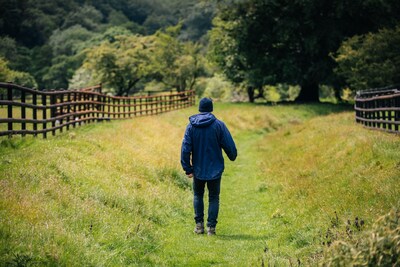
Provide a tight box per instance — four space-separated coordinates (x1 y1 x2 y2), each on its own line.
107 9 145 34
0 36 31 73
0 0 78 47
209 0 400 102
79 25 204 95
333 26 400 91
0 57 37 88
82 34 156 96
179 1 216 42
61 5 103 31
49 26 97 57
36 25 99 89
208 16 266 102
150 25 205 92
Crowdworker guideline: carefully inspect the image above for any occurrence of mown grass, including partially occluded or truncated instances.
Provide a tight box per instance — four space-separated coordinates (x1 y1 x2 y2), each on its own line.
0 103 399 266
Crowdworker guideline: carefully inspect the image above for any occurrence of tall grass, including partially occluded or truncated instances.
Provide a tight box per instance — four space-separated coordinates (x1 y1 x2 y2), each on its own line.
1 103 399 266
254 111 399 265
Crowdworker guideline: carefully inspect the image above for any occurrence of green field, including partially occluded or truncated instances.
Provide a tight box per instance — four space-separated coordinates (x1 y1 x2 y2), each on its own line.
1 103 399 266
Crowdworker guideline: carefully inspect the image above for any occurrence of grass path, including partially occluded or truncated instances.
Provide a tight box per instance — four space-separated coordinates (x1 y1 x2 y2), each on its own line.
155 131 275 266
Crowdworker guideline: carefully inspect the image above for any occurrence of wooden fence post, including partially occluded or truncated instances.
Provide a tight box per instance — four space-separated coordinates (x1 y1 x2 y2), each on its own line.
59 93 64 133
42 94 47 138
78 92 82 126
32 93 37 137
7 86 13 136
123 98 126 118
21 90 26 136
83 93 87 124
145 97 148 115
111 97 115 119
73 92 77 128
50 93 56 136
66 92 71 130
396 95 399 132
96 93 101 120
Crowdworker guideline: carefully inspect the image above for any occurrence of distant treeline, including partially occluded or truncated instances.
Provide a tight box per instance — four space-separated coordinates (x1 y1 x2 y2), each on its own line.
0 0 215 92
1 0 400 103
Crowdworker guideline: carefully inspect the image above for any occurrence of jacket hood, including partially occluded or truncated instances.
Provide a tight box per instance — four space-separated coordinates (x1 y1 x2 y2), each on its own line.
189 113 216 128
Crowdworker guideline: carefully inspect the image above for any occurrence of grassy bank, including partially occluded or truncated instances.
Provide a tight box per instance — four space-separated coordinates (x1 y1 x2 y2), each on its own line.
1 103 399 266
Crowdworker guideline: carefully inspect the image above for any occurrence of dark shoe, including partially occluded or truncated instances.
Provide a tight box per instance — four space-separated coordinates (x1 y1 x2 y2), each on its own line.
207 227 216 236
194 222 204 234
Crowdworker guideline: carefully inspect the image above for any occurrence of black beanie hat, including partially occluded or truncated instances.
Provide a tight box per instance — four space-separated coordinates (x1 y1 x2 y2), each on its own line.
199 97 213 112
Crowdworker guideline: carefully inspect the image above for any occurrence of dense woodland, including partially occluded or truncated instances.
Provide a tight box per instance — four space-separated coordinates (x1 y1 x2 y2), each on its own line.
1 0 400 102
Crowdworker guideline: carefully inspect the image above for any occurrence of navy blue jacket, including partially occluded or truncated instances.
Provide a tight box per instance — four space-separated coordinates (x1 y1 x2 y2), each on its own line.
181 112 237 180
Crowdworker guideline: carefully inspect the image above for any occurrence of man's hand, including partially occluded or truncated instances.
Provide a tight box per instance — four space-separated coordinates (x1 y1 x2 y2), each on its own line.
187 173 193 178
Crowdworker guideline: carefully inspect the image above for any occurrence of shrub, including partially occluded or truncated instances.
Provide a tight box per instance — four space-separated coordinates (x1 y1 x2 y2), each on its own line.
321 208 400 266
201 74 237 101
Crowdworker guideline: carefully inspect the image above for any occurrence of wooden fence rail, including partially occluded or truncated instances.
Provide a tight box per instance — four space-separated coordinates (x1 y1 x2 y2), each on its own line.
355 86 400 134
0 82 195 138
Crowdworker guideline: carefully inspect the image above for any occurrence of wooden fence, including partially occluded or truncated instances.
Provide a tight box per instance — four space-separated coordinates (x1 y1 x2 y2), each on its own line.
355 86 400 134
0 82 195 138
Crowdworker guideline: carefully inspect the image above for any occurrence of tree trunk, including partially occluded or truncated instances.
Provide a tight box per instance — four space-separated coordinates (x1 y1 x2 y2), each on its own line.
295 81 320 102
334 87 342 102
255 86 264 99
116 89 124 96
247 86 255 103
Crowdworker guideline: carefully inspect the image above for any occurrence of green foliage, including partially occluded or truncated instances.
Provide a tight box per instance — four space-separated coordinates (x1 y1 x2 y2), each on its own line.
197 76 301 103
264 84 301 103
0 57 37 88
80 25 205 95
200 74 236 101
49 25 97 57
9 71 38 89
42 56 77 89
39 26 99 89
0 57 10 81
0 0 211 90
334 26 400 91
68 27 132 90
0 37 31 72
322 208 400 266
61 5 104 31
28 45 53 89
179 1 216 41
107 9 130 26
82 34 156 95
68 68 96 90
208 17 244 84
107 10 145 34
0 0 78 47
264 86 281 103
209 0 400 102
152 26 205 91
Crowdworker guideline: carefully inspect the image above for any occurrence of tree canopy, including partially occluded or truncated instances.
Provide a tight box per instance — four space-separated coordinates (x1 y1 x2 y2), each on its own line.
1 0 400 101
333 26 400 91
0 0 213 91
209 0 400 101
75 25 204 96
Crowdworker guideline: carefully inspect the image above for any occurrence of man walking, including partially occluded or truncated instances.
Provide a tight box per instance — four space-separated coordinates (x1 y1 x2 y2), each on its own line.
181 98 237 236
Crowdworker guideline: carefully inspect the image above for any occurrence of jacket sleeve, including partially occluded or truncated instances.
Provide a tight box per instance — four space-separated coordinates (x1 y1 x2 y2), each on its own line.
220 122 237 161
180 124 194 174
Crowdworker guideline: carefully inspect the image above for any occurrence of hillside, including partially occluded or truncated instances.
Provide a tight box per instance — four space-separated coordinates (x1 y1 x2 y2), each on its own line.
1 103 399 266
